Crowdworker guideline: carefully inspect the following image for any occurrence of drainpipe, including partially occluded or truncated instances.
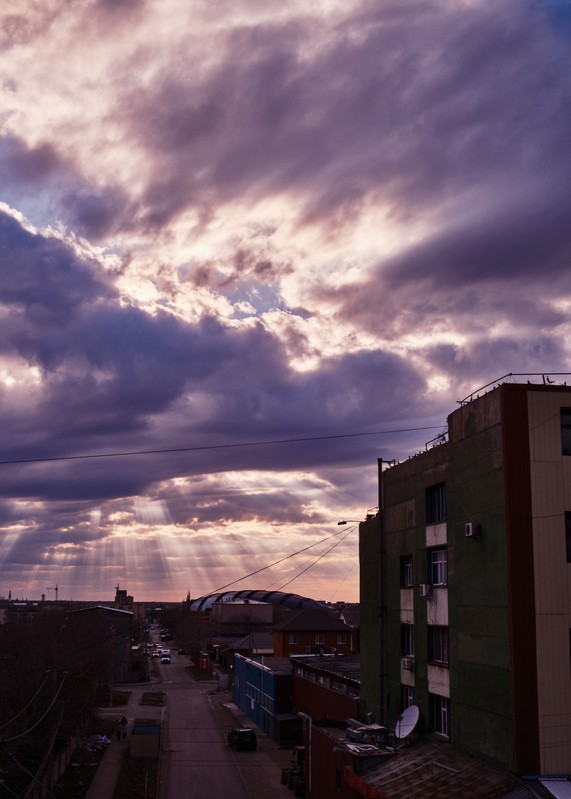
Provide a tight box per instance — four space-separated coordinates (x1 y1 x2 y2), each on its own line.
378 458 385 726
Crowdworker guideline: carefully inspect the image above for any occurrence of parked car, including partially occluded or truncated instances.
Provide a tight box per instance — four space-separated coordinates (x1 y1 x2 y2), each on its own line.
227 728 257 751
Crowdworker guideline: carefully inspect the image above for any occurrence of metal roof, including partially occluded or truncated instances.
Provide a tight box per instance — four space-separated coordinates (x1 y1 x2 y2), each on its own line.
292 654 360 684
353 739 536 799
189 589 326 611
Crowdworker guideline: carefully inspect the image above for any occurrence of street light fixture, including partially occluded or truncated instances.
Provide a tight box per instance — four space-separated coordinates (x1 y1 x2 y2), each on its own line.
338 508 379 525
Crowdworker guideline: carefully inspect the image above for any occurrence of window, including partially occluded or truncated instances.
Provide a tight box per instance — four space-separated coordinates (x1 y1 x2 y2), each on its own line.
566 513 571 563
429 547 448 586
401 624 414 657
400 555 414 588
315 634 324 645
401 685 415 709
289 634 298 644
428 626 449 665
429 694 449 737
337 634 346 644
426 483 446 524
561 408 571 455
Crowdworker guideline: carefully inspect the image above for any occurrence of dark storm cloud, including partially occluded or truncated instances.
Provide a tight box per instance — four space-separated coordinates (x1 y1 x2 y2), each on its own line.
62 187 133 240
382 194 571 287
333 186 571 343
424 336 568 393
0 138 61 182
115 0 571 237
0 136 134 241
0 210 115 325
4 0 569 600
0 211 428 505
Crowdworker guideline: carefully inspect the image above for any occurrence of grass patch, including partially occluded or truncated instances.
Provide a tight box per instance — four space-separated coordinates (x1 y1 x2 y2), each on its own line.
112 755 159 799
95 688 132 707
140 691 165 706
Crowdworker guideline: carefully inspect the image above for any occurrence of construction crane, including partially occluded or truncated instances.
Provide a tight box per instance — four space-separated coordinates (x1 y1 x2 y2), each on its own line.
46 584 58 601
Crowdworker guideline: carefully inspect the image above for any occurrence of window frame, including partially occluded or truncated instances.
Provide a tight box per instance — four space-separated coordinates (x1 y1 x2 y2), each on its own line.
426 483 446 525
428 625 449 665
565 512 571 563
429 694 449 738
401 685 415 710
289 633 298 645
400 624 415 657
315 633 324 645
428 547 448 587
400 554 414 588
561 408 571 455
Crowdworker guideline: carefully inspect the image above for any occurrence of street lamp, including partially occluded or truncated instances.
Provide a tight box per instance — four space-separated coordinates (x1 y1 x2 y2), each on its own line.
338 509 379 526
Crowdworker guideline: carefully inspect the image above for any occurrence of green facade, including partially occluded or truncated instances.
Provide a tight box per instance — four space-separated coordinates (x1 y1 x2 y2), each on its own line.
360 389 516 768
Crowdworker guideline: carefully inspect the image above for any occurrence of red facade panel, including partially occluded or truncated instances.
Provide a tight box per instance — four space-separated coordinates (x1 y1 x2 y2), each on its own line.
501 387 540 773
293 674 359 721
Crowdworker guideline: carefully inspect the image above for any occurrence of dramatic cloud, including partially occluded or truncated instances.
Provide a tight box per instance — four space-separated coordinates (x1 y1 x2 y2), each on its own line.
0 0 570 601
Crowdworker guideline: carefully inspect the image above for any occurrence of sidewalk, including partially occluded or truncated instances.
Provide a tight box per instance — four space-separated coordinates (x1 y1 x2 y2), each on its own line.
207 686 295 799
84 733 129 799
85 682 162 799
83 680 294 799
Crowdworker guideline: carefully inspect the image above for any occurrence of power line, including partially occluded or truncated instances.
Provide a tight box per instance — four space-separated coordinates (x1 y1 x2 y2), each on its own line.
275 526 355 593
0 673 50 732
208 524 360 595
0 426 442 467
1 677 66 743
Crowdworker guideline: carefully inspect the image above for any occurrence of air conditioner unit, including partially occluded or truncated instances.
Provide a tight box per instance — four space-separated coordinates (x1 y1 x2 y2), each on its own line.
401 657 414 671
465 521 479 538
419 583 432 598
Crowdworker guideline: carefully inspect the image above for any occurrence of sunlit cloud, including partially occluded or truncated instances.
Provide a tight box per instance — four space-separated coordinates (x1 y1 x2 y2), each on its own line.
1 0 571 602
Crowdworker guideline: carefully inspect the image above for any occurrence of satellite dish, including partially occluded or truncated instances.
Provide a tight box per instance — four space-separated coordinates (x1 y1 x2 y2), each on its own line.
394 705 419 739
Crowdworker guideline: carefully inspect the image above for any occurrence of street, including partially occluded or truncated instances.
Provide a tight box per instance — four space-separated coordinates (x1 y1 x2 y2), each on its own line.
159 654 250 799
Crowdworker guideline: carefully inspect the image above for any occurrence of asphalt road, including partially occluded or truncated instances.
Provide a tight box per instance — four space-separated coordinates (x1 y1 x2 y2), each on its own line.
159 657 250 799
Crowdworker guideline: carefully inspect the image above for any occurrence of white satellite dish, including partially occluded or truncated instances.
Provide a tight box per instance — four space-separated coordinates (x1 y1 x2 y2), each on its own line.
394 704 419 739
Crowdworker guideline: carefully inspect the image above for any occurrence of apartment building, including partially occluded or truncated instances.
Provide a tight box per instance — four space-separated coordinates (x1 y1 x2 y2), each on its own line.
360 381 571 777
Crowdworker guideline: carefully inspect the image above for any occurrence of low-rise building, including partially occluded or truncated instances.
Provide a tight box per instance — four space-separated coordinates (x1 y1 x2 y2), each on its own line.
273 608 354 657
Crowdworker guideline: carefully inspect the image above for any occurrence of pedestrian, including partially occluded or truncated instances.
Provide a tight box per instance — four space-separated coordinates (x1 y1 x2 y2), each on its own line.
115 721 122 742
120 716 128 739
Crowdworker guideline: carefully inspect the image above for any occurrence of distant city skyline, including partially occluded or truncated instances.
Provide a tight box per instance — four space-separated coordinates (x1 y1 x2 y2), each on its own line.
1 1 571 604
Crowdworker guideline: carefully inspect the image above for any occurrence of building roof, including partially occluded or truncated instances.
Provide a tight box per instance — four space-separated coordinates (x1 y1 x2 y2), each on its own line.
273 607 353 632
352 739 543 799
292 654 360 684
339 605 360 628
223 631 273 654
72 605 133 616
190 589 326 611
235 653 293 674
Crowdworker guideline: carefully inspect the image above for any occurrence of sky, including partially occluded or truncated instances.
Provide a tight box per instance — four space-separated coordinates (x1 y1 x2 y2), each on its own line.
1 0 571 604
